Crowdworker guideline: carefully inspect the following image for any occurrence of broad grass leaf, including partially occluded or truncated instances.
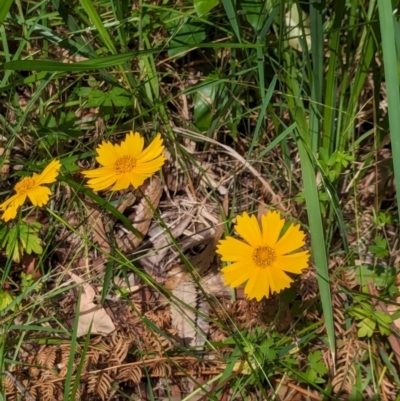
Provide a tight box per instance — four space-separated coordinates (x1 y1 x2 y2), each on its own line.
194 0 219 16
242 0 266 33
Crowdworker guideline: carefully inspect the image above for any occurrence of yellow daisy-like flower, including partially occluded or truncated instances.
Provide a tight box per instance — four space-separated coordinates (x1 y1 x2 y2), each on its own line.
216 211 309 301
0 159 61 222
82 131 165 191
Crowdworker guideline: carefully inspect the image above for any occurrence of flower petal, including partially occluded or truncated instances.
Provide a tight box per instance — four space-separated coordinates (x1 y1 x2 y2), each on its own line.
34 159 61 185
111 174 131 191
27 186 52 207
261 211 284 247
2 205 18 221
216 236 254 262
267 267 293 294
275 251 309 274
0 193 20 211
81 166 116 178
95 141 119 167
0 193 26 221
134 155 165 175
222 260 255 287
274 223 306 255
235 212 263 247
86 174 119 191
128 172 149 188
137 134 165 163
120 131 145 159
245 268 270 301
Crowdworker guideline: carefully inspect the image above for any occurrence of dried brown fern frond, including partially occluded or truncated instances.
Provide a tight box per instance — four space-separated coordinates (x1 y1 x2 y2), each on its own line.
36 345 57 370
81 350 101 373
380 373 398 401
149 361 173 378
107 334 134 364
4 374 17 397
97 371 114 401
299 269 320 321
34 374 58 401
331 339 365 396
332 291 347 336
116 365 143 383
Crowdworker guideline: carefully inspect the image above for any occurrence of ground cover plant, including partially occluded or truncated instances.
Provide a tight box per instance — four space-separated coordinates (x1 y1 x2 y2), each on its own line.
0 0 400 400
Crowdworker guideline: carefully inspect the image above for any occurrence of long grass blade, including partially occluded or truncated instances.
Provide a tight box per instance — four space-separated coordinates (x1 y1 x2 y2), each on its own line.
377 1 400 220
78 0 117 54
0 0 13 24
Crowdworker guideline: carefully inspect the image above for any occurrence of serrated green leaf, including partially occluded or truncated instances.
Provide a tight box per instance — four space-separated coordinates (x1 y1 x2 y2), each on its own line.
357 318 375 337
348 306 371 320
25 234 43 255
378 324 392 336
0 290 15 312
375 311 393 324
77 87 93 97
87 89 106 107
308 350 322 364
194 0 219 16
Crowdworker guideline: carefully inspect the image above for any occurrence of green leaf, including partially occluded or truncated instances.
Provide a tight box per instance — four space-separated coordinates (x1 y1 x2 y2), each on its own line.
308 351 328 376
242 0 265 33
354 264 397 287
77 87 93 97
25 234 43 255
368 237 389 258
357 318 375 338
0 290 15 312
87 89 107 107
167 19 207 58
108 87 132 107
194 0 219 16
194 75 229 130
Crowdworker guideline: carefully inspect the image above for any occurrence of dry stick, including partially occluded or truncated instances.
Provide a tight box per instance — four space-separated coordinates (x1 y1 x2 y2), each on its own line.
274 378 323 401
1 371 36 401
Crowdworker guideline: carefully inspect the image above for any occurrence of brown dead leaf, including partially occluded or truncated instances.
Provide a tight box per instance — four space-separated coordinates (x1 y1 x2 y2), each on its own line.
116 177 163 253
67 271 115 337
21 254 41 280
168 196 229 347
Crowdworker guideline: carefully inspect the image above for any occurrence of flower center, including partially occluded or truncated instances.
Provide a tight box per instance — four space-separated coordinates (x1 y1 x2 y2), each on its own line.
14 177 36 195
114 155 136 174
252 246 276 268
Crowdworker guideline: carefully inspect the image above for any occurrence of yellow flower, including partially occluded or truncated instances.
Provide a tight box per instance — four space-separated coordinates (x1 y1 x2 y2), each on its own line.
82 131 165 191
216 211 309 301
0 159 61 222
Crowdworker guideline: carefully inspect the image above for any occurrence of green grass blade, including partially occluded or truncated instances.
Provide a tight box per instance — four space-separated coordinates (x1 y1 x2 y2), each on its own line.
377 1 400 220
78 0 117 54
63 289 84 401
298 140 335 357
0 0 13 24
282 48 335 357
221 0 241 42
309 0 324 151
